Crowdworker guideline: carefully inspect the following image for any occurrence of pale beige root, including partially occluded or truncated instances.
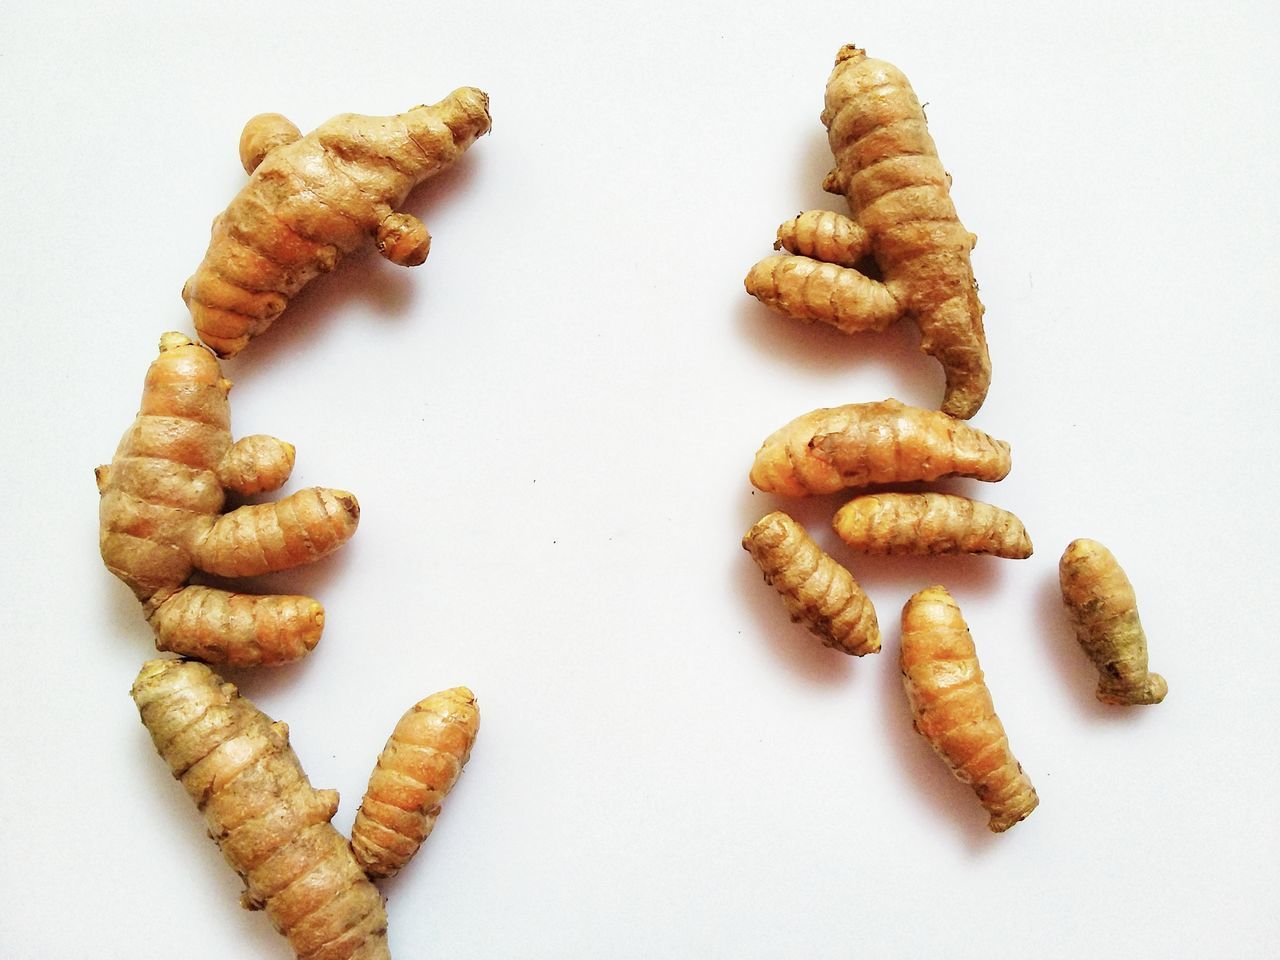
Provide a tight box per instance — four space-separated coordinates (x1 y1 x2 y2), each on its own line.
1059 539 1167 705
148 587 324 668
900 586 1038 832
774 210 871 267
833 493 1032 558
821 45 990 418
131 659 390 959
351 688 480 880
749 398 1011 497
97 333 358 665
185 88 492 356
219 435 295 494
742 511 880 656
744 255 903 333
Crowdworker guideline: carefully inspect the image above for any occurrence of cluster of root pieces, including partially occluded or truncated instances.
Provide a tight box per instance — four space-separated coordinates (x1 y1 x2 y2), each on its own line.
742 396 1165 833
745 46 990 420
741 48 1166 836
132 660 478 959
100 89 491 958
741 396 1041 832
98 332 359 668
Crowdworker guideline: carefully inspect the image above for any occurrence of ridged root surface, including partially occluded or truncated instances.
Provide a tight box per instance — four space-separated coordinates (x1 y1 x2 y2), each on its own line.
351 688 480 879
900 586 1038 833
97 333 359 666
742 511 880 656
184 88 492 357
148 587 325 668
1059 539 1167 705
131 659 391 959
749 398 1011 497
744 254 902 333
193 488 360 578
822 45 991 419
775 209 871 267
833 493 1031 558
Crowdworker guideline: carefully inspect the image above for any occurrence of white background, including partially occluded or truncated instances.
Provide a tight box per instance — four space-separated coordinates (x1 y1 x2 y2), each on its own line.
1 2 1277 957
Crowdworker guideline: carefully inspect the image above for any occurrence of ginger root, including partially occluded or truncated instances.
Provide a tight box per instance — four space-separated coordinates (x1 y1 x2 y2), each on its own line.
742 511 880 656
900 586 1038 832
833 493 1032 558
184 88 492 356
131 659 390 960
351 688 480 880
749 398 1011 497
97 333 358 666
746 46 989 418
1059 539 1167 705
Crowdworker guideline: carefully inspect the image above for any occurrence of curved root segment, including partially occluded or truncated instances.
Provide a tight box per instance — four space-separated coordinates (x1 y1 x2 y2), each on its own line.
745 47 990 418
749 398 1011 497
97 333 359 666
350 689 480 880
131 659 391 959
900 586 1038 832
775 209 870 267
744 254 903 333
833 493 1031 558
184 88 492 357
742 511 880 656
1059 539 1167 705
822 45 990 418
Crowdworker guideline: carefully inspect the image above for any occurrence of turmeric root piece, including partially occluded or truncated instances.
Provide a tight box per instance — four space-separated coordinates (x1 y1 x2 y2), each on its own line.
184 88 492 356
131 659 390 960
97 333 359 666
774 209 871 267
146 587 326 667
742 511 880 656
900 586 1038 832
1059 539 1167 705
833 493 1032 558
744 254 903 333
351 688 480 880
822 45 990 418
238 113 302 174
747 47 989 417
749 398 1011 497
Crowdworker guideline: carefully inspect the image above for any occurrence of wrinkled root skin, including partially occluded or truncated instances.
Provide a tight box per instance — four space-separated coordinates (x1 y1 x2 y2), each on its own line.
749 398 1011 497
131 659 391 960
351 688 480 880
822 45 990 418
1060 539 1167 705
742 511 880 656
745 46 991 419
900 586 1038 833
97 333 359 666
833 493 1032 558
184 88 492 357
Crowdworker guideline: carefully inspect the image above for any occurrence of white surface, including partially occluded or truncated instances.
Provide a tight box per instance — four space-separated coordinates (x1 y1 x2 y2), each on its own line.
1 2 1277 957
